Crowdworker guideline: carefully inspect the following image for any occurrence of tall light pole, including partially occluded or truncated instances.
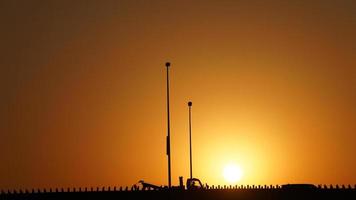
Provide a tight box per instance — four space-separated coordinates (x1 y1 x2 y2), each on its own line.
188 101 193 179
165 62 172 188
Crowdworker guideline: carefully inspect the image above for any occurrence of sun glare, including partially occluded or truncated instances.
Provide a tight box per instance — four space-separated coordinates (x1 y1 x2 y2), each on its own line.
223 164 243 184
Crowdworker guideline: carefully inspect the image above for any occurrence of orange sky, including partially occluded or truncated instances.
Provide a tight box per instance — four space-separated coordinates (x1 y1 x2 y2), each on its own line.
1 0 356 189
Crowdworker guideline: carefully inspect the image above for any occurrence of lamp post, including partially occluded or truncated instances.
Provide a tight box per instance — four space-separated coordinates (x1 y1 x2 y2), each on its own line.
188 101 193 179
165 62 172 188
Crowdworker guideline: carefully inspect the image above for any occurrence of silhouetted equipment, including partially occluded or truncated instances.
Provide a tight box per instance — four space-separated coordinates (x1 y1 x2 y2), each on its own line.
138 180 162 191
165 62 172 188
186 178 204 190
188 101 193 179
179 176 184 189
282 184 317 190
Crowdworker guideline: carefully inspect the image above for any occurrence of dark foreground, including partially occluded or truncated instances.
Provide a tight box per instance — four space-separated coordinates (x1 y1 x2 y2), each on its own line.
2 188 356 200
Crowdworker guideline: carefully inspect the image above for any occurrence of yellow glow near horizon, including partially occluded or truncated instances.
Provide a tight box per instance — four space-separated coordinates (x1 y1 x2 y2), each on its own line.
2 0 356 189
223 164 243 184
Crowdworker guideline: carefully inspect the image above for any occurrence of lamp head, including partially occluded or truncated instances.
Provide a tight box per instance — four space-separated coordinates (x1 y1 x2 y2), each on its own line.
188 101 192 107
165 62 171 67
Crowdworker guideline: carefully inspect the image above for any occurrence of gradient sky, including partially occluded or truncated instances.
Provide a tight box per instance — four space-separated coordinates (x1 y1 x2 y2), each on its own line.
1 0 356 189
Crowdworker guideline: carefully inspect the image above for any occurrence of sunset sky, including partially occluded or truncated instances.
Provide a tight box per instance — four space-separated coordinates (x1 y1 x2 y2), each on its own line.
1 0 355 189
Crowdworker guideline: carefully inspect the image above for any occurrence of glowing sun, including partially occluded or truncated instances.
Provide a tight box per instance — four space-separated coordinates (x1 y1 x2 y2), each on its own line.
223 164 243 184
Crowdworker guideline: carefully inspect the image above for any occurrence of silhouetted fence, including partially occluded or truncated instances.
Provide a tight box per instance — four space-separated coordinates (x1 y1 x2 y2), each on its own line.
1 185 356 200
1 184 356 195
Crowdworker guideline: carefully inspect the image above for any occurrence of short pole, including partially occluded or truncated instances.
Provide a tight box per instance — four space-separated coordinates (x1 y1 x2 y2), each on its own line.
188 101 193 179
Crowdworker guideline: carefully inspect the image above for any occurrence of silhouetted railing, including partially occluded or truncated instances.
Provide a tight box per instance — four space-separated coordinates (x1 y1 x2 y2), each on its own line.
1 184 356 195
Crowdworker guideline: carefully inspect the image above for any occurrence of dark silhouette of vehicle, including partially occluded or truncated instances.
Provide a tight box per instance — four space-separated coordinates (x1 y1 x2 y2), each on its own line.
186 178 205 190
135 177 205 190
136 180 163 190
